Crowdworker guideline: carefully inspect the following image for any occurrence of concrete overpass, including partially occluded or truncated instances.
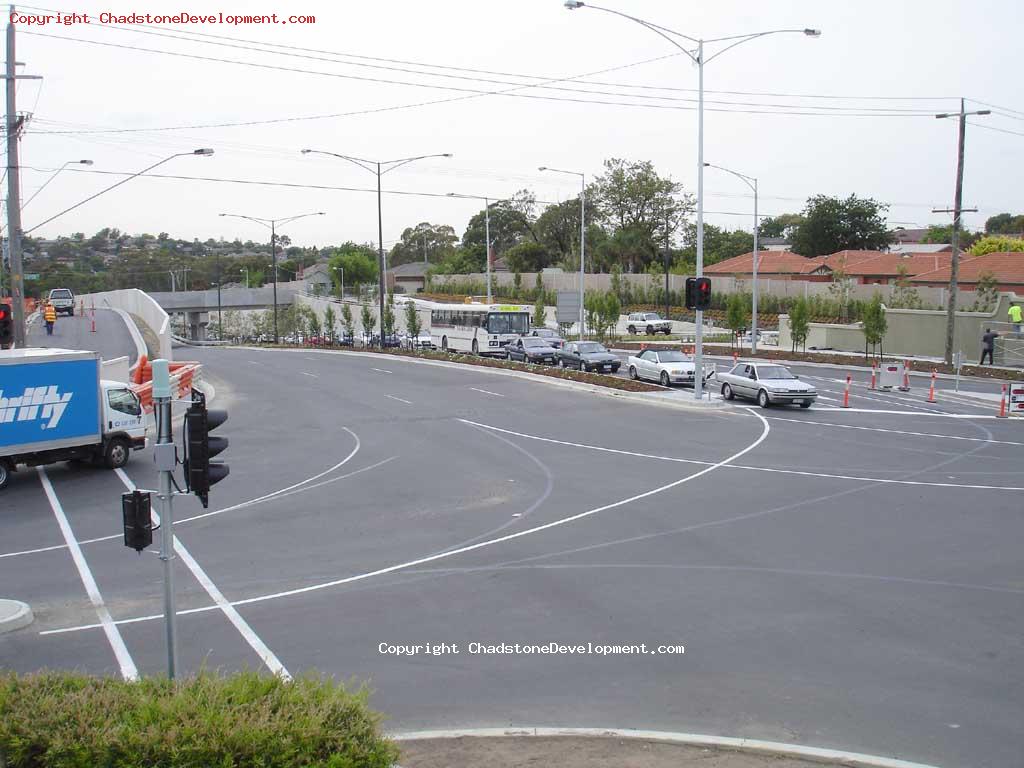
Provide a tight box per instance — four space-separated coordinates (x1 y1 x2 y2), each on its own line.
150 281 304 340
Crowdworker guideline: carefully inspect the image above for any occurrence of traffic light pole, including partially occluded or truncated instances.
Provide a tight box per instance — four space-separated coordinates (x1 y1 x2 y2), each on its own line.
152 360 179 679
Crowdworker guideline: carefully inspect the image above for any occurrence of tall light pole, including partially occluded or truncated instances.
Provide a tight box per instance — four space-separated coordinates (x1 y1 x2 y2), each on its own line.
705 162 759 352
564 0 818 397
21 159 93 210
301 149 451 346
538 166 585 337
219 211 325 344
332 265 344 299
446 192 502 304
935 100 990 365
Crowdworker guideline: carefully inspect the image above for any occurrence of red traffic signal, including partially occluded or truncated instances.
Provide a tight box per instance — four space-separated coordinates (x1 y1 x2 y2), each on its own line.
0 304 12 347
685 277 712 310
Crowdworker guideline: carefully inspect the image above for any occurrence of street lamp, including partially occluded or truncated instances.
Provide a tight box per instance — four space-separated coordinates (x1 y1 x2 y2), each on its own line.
211 281 223 341
332 265 344 299
301 149 451 347
705 162 759 352
538 166 586 337
22 159 93 210
565 1 819 398
935 100 990 365
446 192 502 304
219 211 325 344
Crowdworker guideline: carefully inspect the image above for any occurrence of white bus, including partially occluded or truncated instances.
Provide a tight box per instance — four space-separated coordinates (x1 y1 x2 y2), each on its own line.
430 303 531 355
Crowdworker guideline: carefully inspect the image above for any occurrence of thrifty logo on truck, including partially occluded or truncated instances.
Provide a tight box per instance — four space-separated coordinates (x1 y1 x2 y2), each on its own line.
0 386 73 429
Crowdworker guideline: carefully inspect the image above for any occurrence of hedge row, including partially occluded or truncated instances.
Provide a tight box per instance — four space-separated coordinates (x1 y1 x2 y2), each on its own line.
0 671 399 768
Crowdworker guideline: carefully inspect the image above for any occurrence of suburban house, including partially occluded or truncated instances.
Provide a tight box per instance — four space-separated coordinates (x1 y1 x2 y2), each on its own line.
302 262 334 295
844 252 953 285
911 251 1024 292
388 261 430 293
704 251 833 281
706 249 960 286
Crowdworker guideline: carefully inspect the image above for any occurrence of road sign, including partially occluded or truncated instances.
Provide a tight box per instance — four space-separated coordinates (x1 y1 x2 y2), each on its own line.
556 290 580 325
22 273 38 280
1010 381 1024 416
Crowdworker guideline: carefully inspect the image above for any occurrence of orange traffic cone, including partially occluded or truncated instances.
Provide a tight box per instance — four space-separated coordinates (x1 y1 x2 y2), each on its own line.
998 383 1008 418
926 370 937 403
842 374 851 408
899 360 911 392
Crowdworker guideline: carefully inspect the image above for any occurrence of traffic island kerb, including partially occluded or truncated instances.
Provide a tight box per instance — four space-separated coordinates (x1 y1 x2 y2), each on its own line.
0 599 33 634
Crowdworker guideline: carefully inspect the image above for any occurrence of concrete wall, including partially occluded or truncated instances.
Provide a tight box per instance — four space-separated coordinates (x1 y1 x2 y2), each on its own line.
82 288 172 361
149 281 303 312
296 294 429 338
778 292 1022 359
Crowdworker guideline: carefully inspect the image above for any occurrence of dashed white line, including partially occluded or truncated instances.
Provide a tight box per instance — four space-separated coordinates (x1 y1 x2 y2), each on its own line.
470 387 505 397
371 367 393 374
386 394 413 405
300 371 318 378
115 469 291 680
37 468 138 681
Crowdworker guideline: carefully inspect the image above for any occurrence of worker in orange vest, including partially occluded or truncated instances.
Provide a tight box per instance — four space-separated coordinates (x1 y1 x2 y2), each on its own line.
43 302 57 336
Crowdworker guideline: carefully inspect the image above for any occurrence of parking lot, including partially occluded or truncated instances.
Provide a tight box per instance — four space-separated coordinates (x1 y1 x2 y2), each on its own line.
2 345 1023 767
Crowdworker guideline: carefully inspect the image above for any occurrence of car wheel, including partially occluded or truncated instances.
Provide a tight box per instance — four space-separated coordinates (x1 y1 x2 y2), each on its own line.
104 437 130 470
800 401 813 409
558 358 565 367
472 339 479 355
578 361 586 372
628 326 636 335
660 371 670 387
628 365 638 380
506 349 512 360
722 383 734 401
757 389 771 409
647 326 654 335
441 336 448 352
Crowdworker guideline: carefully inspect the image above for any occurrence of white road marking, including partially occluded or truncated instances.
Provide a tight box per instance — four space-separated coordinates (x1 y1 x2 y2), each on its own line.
115 469 291 680
765 416 1024 446
386 394 413 405
815 408 1002 418
44 413 772 635
2 429 364 560
37 468 138 681
470 387 505 397
371 368 393 374
248 360 262 365
300 371 318 378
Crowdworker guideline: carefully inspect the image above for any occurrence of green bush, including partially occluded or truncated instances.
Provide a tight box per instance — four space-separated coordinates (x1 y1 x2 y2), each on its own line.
0 671 398 768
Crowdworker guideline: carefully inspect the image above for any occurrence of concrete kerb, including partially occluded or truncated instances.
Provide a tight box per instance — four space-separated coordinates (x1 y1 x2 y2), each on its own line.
237 346 729 414
0 598 33 634
389 727 943 768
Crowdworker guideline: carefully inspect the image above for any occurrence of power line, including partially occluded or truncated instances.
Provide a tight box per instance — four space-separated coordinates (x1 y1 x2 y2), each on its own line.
969 121 1024 138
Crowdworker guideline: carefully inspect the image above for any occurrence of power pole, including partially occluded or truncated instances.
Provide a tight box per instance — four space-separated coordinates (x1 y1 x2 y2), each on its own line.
664 212 670 322
935 99 989 365
5 8 40 348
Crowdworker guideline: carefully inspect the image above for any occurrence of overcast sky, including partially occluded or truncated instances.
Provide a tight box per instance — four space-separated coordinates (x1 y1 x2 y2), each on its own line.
14 0 1024 251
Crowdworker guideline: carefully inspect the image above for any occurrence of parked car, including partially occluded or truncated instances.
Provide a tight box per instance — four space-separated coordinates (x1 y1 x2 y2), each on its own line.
337 333 355 347
405 331 433 350
558 341 621 373
47 288 75 316
715 361 817 409
506 336 558 364
627 349 696 387
367 334 402 348
531 327 566 349
626 312 671 335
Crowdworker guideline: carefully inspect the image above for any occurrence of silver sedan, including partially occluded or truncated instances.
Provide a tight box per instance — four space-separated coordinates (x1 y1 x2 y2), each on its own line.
715 361 817 409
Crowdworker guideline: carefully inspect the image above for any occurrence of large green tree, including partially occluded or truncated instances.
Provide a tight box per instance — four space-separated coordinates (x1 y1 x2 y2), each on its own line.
984 213 1024 235
388 222 458 268
461 189 538 260
675 224 754 270
921 224 979 248
758 213 804 240
327 242 378 292
790 195 893 257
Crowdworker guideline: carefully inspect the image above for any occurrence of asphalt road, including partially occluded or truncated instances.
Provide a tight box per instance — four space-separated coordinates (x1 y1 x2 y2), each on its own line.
2 346 1022 768
26 307 139 364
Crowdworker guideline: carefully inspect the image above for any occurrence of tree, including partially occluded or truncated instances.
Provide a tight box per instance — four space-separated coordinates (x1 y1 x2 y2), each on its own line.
341 303 355 340
308 309 323 340
388 222 458 267
789 297 810 353
360 303 375 343
726 293 749 347
889 264 923 309
533 271 544 300
969 235 1024 256
404 299 422 341
323 304 336 343
503 241 552 273
758 213 804 240
920 224 979 248
984 213 1024 235
533 291 547 329
461 190 538 260
677 224 754 269
861 293 887 358
790 195 893 256
599 291 621 342
328 243 378 295
971 271 999 312
512 271 522 299
828 267 854 322
382 292 396 337
535 196 600 263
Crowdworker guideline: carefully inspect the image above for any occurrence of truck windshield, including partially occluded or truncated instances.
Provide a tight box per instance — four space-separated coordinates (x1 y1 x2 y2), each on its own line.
108 389 141 416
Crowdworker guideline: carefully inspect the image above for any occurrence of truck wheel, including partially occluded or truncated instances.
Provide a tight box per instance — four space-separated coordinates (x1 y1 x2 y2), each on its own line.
104 438 130 469
0 461 10 490
441 336 448 352
472 339 479 355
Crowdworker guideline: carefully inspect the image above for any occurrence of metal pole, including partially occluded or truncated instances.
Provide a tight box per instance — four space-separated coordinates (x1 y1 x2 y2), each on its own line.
217 281 222 340
271 221 279 344
485 198 492 304
693 40 705 400
5 13 26 348
944 99 967 366
751 176 759 354
153 361 178 679
579 175 585 339
664 212 670 322
377 163 385 347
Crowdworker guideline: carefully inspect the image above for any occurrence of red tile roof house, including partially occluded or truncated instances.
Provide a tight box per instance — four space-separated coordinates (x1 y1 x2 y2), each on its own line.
704 251 833 282
911 251 1024 293
842 252 953 285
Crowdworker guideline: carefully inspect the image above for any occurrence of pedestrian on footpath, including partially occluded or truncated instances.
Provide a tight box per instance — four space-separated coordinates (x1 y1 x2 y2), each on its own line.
43 301 57 336
1009 302 1022 333
980 327 999 365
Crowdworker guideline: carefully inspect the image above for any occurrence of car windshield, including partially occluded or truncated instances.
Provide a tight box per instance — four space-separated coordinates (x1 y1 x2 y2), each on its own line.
521 338 546 348
487 312 529 335
757 365 795 380
658 351 689 363
643 313 661 321
578 343 606 354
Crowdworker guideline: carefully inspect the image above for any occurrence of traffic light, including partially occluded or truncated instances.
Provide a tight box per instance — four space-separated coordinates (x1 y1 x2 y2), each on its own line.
0 304 12 348
122 490 153 553
685 277 712 310
184 389 230 508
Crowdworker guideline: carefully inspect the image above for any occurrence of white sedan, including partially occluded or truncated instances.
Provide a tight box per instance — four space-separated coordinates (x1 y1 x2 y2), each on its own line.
627 349 696 387
715 361 817 408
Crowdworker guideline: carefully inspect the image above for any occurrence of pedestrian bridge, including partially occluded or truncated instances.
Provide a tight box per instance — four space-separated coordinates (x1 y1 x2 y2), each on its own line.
149 281 303 313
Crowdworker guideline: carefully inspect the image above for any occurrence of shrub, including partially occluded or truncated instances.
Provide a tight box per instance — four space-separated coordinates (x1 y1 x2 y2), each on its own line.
0 671 398 768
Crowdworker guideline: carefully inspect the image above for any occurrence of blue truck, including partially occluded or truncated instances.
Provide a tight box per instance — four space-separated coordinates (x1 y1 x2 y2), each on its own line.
0 348 147 490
